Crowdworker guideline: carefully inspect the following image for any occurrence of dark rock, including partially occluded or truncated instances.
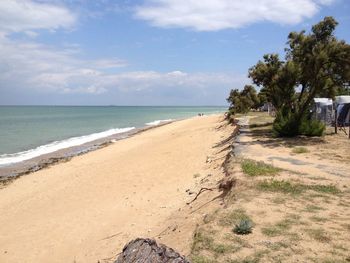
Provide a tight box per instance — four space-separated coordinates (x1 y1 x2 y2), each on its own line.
115 238 190 263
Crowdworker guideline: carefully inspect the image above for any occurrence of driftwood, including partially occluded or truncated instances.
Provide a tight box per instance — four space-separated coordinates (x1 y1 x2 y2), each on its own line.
186 187 214 205
114 238 190 263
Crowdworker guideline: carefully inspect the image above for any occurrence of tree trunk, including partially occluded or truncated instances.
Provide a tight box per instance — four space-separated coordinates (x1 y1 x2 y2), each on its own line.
115 238 190 263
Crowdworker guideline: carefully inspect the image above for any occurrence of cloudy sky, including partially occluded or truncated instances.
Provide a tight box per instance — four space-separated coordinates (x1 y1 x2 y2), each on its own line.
0 0 349 105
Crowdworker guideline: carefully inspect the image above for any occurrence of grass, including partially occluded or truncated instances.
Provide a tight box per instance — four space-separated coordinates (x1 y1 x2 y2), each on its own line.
257 179 341 195
292 147 310 154
241 159 281 177
306 228 331 242
191 228 215 254
228 250 269 263
261 218 296 237
304 205 325 213
191 255 215 263
257 180 304 194
309 216 327 222
191 227 239 258
219 208 251 226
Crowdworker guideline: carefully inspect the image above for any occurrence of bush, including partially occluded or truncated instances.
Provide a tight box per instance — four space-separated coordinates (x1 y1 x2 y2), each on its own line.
272 109 299 137
233 219 253 235
298 119 325 137
273 108 325 137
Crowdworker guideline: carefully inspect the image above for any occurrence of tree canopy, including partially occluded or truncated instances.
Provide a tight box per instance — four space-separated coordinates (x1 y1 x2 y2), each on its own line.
227 85 259 115
246 16 350 136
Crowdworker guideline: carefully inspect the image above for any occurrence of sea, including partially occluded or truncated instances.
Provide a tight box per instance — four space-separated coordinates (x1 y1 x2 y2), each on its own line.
0 106 226 173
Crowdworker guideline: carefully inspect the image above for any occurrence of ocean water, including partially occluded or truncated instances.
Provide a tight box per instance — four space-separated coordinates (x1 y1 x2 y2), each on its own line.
0 106 226 166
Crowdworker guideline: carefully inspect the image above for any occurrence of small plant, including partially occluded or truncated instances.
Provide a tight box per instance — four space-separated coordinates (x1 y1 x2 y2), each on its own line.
292 147 309 154
233 219 253 235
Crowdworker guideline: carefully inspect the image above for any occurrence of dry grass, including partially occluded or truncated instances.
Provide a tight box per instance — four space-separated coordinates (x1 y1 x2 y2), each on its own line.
188 115 350 262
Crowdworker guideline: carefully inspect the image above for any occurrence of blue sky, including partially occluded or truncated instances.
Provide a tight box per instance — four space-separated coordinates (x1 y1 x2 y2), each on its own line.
0 0 349 106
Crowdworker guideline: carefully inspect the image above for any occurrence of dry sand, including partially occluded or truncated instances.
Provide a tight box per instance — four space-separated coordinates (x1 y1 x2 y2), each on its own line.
0 114 235 263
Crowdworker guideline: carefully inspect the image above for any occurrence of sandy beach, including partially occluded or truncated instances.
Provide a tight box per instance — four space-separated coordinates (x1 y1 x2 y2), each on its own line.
0 114 235 263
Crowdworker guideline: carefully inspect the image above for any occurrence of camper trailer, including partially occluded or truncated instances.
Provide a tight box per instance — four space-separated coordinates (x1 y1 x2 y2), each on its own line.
313 98 333 125
335 96 350 127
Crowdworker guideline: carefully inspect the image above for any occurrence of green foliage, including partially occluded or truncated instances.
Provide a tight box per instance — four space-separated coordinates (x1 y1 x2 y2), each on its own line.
298 119 326 136
247 16 350 137
227 85 260 114
233 219 253 235
241 159 281 176
272 108 325 137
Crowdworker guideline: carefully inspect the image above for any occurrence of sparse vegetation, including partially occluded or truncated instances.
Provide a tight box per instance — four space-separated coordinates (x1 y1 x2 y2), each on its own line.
304 205 325 213
241 159 281 177
261 218 298 237
257 179 340 195
306 228 331 242
292 147 309 154
309 216 327 222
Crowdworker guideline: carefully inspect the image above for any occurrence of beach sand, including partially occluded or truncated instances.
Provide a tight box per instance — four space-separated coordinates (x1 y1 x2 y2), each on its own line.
0 114 235 263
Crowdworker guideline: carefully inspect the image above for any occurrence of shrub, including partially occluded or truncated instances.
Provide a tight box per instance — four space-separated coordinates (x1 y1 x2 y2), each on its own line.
233 219 253 235
272 109 299 137
273 109 325 137
298 119 325 137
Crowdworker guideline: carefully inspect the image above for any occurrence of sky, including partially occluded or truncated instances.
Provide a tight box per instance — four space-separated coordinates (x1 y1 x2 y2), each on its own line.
0 0 349 106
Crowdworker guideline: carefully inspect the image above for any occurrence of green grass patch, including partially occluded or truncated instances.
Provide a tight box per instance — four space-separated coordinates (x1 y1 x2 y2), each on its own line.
241 159 281 177
257 179 340 195
257 180 304 194
292 147 309 154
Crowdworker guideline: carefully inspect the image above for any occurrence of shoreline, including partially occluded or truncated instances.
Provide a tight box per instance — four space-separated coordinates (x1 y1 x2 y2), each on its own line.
0 119 177 185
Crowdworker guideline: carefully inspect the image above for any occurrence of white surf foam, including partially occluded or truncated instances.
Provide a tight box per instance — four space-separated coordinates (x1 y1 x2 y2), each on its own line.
145 119 173 126
0 127 135 166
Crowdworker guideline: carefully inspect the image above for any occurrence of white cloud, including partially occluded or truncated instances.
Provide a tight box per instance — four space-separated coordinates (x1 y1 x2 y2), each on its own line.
0 36 247 101
0 0 248 105
135 0 335 31
0 0 76 33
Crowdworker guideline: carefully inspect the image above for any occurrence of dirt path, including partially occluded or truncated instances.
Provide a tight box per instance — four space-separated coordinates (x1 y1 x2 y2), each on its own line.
235 117 350 181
